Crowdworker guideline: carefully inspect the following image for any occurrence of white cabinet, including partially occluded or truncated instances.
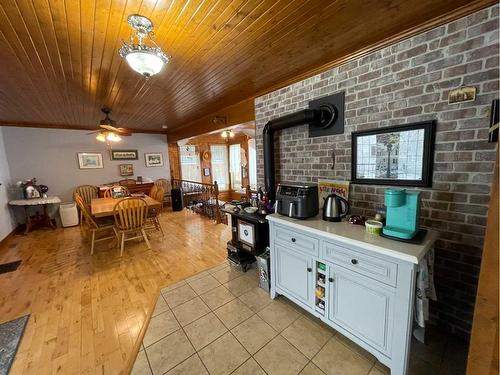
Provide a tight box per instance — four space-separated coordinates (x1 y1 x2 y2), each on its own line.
275 244 314 307
269 218 430 375
328 265 394 355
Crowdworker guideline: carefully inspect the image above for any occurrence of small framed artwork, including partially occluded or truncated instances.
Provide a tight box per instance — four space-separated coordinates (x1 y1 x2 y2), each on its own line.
110 149 138 160
119 164 134 176
145 152 164 167
351 121 436 187
448 86 476 105
203 168 210 176
77 152 103 169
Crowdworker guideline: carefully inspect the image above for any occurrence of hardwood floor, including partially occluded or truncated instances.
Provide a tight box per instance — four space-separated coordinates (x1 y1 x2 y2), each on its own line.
0 209 230 374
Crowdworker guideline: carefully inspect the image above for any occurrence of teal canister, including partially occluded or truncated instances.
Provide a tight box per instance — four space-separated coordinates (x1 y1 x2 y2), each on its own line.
384 188 406 207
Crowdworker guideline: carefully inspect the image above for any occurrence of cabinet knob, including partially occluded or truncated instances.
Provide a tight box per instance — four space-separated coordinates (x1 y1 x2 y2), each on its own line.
351 259 358 265
291 238 296 242
328 277 334 283
307 267 312 272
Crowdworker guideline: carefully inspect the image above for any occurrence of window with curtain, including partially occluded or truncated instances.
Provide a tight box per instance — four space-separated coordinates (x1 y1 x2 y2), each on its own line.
229 143 242 190
210 145 229 190
179 145 201 182
248 138 257 190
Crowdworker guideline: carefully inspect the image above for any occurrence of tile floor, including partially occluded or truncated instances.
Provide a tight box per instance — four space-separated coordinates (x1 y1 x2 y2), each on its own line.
132 262 468 375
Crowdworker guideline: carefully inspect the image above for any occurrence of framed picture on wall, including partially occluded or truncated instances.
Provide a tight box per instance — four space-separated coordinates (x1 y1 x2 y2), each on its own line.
351 121 436 187
145 152 164 167
77 152 103 169
119 164 134 176
110 149 138 160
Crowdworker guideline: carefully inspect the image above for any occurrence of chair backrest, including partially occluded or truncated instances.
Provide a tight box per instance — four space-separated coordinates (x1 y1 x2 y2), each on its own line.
75 193 98 229
113 198 148 231
104 185 129 198
119 179 136 185
74 185 97 204
152 187 164 204
149 185 158 199
154 178 170 192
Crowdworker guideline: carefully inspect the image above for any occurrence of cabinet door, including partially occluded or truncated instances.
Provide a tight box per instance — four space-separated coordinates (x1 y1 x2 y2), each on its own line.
328 265 394 354
275 244 314 307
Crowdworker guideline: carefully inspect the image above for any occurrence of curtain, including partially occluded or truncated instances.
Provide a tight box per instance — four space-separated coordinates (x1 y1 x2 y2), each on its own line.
229 144 242 190
210 145 229 190
179 145 201 182
248 138 257 190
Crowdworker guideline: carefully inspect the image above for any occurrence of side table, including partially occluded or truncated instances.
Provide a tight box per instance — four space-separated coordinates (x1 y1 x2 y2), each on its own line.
9 197 61 234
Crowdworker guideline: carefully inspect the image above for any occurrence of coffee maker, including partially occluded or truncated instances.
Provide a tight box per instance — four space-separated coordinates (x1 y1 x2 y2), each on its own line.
382 188 421 240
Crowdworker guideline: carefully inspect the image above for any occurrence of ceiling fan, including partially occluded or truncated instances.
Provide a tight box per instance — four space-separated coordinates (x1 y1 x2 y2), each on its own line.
88 107 132 142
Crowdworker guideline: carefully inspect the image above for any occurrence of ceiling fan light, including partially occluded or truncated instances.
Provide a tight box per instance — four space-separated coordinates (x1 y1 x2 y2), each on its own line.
96 133 106 142
221 131 228 138
229 130 235 138
106 132 121 142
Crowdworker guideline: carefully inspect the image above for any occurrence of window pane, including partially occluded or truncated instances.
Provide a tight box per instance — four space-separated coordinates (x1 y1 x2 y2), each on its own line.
248 138 257 190
229 144 242 190
210 145 229 190
179 145 201 182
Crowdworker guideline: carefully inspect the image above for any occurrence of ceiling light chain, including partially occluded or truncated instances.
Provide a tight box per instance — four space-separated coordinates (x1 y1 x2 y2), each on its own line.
119 14 170 78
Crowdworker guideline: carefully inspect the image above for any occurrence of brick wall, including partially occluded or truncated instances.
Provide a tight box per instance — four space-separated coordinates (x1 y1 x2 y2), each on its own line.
255 5 499 339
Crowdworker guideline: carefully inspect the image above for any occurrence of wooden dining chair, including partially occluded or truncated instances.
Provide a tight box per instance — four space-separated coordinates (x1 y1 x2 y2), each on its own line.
75 193 117 255
154 178 171 206
74 185 97 225
147 186 165 236
104 185 129 198
113 198 151 256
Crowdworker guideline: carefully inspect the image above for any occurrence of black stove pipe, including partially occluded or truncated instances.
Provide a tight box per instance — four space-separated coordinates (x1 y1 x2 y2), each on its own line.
263 109 325 202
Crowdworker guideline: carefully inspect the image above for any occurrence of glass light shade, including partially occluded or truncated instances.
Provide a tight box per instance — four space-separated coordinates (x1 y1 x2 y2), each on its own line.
221 131 228 138
125 51 165 77
106 133 121 142
96 133 106 142
229 131 235 138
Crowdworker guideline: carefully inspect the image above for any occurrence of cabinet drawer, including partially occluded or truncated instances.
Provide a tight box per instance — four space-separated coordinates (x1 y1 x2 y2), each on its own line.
274 226 319 257
322 241 398 287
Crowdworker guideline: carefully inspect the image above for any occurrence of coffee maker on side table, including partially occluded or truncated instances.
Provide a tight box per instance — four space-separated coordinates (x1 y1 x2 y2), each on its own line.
382 188 422 241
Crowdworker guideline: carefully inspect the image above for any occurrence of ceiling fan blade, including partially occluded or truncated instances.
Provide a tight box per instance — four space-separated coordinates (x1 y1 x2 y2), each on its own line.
100 124 119 132
116 127 132 135
86 130 100 135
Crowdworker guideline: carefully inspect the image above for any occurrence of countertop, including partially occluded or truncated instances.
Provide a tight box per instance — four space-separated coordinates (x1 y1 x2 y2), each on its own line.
267 213 438 264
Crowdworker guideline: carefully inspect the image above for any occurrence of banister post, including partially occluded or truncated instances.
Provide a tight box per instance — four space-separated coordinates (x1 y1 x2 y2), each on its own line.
214 181 220 224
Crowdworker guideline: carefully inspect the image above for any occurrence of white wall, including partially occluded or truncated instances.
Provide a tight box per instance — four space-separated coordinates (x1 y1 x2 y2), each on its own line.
0 128 15 241
2 127 170 202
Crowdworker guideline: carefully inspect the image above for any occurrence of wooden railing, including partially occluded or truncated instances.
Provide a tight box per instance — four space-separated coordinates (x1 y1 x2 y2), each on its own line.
171 179 224 223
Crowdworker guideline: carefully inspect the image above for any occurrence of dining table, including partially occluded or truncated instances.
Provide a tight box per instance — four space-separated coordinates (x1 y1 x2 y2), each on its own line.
91 196 161 218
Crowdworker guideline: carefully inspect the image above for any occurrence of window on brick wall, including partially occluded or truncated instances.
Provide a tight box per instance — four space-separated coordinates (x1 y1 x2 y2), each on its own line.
210 144 229 191
180 145 201 182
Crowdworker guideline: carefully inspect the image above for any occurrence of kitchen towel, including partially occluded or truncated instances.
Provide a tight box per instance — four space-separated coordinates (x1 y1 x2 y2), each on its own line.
413 248 437 343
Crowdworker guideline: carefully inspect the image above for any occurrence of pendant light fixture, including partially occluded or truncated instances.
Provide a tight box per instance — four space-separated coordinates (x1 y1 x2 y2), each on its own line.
119 14 170 78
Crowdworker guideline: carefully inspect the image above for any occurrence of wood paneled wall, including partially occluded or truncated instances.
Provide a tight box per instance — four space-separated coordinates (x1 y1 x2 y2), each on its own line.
168 132 252 200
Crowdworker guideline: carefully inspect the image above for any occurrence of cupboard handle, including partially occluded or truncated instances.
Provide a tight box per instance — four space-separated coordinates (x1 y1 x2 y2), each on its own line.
307 267 312 272
328 277 334 283
291 238 296 242
351 259 358 265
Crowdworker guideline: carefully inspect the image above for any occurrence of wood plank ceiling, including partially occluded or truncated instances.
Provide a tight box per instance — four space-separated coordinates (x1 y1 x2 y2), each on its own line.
0 0 494 132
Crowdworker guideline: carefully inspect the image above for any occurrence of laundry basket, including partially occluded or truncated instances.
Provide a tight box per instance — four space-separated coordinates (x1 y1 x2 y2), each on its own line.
60 202 79 227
